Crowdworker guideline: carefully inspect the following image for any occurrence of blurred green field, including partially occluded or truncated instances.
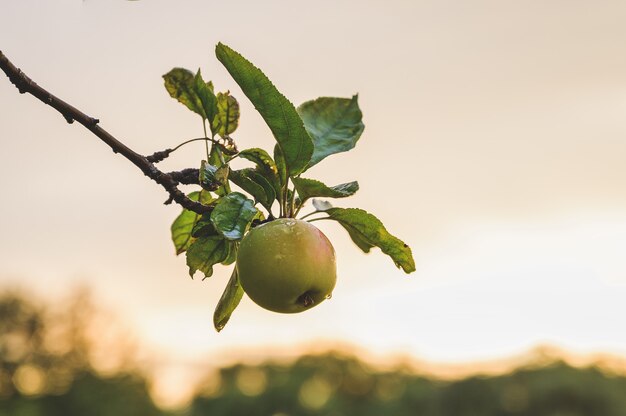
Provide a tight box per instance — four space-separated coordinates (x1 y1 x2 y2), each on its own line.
2 291 626 416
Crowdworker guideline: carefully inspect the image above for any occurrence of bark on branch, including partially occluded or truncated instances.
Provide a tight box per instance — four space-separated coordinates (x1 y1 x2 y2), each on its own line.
168 169 200 185
0 50 210 214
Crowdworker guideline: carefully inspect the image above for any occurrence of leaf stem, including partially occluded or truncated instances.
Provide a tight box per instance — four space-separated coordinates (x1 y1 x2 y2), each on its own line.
171 137 220 152
299 210 324 220
202 120 210 160
289 184 297 218
306 217 327 223
282 185 289 217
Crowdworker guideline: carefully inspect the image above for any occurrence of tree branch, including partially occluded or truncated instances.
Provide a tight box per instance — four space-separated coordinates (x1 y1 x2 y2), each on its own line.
0 50 210 214
168 168 200 185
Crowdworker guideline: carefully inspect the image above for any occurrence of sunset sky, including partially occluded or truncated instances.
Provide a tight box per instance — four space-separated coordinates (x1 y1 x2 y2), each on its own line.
3 0 626 404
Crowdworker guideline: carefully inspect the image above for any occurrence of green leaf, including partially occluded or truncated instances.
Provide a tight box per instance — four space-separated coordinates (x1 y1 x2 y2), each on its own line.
207 144 231 197
292 177 358 203
199 160 229 191
274 143 287 192
222 241 238 266
323 208 415 273
163 68 217 123
191 214 217 238
213 268 244 332
238 148 279 181
342 223 375 253
298 95 365 169
212 91 240 136
210 192 258 240
215 43 313 177
170 191 213 255
194 70 218 128
209 143 224 166
186 236 230 278
238 148 282 203
238 148 276 167
247 170 276 212
229 168 276 212
229 169 265 202
163 68 199 114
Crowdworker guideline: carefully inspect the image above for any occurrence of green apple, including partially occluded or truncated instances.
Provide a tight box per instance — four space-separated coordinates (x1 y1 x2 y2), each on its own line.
236 218 336 313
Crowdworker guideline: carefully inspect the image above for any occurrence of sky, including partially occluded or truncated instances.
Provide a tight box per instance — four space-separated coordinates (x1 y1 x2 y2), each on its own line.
3 0 626 405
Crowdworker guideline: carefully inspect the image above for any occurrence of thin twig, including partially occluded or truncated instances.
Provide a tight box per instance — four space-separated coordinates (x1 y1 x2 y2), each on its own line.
147 138 232 164
0 50 210 214
172 137 218 153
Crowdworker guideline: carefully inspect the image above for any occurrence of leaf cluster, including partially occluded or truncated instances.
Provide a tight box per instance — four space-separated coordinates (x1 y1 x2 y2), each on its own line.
166 43 415 331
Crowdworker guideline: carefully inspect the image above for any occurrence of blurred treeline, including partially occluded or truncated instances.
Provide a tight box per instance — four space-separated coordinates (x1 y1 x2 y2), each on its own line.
0 290 161 416
2 291 626 416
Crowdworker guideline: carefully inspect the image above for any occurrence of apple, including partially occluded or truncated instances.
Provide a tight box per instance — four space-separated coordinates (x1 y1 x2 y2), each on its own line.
236 218 336 313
